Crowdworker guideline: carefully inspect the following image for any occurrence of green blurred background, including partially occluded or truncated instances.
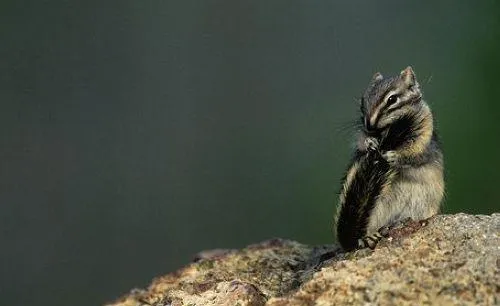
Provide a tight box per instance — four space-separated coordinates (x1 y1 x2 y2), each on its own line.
1 1 498 305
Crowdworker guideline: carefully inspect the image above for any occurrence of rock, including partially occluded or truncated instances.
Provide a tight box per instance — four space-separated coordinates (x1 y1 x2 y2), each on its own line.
106 214 500 306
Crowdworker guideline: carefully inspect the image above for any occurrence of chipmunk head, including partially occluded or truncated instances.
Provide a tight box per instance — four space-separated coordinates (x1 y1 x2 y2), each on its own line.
360 66 423 134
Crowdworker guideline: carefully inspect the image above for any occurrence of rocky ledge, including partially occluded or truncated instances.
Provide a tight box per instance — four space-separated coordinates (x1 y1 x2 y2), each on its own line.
107 213 499 306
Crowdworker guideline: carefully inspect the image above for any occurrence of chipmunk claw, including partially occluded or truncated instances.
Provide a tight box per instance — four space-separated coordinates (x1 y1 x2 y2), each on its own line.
358 231 384 249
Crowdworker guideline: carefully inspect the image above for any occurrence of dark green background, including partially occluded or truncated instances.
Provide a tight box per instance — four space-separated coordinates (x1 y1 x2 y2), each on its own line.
1 1 498 305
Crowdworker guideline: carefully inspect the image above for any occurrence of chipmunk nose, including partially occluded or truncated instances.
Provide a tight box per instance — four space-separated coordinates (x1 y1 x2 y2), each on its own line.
365 116 374 132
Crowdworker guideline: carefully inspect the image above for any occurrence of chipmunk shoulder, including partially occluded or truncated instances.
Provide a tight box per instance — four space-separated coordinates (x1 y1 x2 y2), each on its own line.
334 66 444 251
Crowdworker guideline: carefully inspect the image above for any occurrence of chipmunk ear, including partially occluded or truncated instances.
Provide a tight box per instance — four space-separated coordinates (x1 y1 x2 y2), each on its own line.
401 66 417 86
371 72 383 83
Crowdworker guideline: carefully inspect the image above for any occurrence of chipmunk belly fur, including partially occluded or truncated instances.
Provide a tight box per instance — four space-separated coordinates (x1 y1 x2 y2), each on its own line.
366 157 444 235
335 66 444 251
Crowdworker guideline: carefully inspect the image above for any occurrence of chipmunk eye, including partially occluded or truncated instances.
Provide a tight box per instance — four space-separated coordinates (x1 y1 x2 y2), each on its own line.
387 95 398 105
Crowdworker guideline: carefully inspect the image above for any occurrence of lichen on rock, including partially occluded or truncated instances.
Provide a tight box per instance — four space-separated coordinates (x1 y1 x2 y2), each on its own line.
107 214 500 306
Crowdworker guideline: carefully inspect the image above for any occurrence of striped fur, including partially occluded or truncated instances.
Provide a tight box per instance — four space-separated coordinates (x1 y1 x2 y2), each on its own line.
335 67 444 251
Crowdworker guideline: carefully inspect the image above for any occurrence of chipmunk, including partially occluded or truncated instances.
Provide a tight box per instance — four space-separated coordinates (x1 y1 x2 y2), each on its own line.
334 66 444 251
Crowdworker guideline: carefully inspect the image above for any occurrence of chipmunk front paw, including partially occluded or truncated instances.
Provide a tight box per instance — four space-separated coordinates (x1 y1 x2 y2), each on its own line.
382 150 399 166
364 137 379 152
